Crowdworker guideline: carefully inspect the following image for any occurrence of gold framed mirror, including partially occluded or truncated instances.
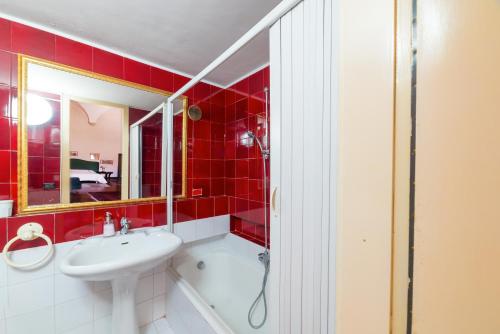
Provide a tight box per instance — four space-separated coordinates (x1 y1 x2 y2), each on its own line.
17 55 187 214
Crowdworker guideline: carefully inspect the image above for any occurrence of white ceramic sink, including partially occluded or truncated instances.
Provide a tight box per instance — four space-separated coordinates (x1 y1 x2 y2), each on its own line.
60 229 182 334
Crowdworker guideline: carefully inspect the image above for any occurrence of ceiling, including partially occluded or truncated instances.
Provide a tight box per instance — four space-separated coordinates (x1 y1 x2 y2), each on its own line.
0 0 279 87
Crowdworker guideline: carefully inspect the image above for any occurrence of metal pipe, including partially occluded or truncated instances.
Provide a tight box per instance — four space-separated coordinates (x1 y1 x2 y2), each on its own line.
165 101 174 232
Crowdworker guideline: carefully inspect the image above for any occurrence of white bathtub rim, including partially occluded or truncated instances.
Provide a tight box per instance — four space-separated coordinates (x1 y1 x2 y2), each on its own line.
166 266 235 334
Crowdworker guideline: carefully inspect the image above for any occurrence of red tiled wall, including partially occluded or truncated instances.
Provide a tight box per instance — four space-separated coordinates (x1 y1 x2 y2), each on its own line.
225 67 270 246
0 18 229 251
129 108 164 197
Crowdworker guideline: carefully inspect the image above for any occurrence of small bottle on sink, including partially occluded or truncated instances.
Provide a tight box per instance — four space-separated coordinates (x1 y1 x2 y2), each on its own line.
103 212 115 237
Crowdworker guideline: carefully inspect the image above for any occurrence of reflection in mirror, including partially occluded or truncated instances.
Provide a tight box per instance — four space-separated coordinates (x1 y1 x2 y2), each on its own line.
19 56 187 213
68 99 125 203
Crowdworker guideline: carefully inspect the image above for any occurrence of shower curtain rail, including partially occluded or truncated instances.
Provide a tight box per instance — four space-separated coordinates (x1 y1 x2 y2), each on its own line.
165 0 302 232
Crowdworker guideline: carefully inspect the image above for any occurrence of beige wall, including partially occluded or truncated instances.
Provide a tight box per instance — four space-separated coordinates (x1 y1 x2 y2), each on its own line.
412 0 500 332
335 0 395 332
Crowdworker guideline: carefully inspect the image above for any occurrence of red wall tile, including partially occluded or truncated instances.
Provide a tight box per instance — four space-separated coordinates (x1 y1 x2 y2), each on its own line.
124 58 150 86
214 196 228 216
11 23 55 60
0 51 11 86
151 67 174 92
196 197 214 219
176 199 196 223
0 18 267 251
225 67 270 246
92 48 124 79
153 202 167 226
126 204 153 228
54 210 94 243
55 37 92 71
0 218 6 250
0 18 11 52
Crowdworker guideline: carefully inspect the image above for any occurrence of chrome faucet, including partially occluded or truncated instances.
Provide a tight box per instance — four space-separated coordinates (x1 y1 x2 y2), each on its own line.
120 217 130 235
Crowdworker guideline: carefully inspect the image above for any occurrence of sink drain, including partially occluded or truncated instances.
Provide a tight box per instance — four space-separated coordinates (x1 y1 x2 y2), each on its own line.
197 261 205 270
210 304 215 309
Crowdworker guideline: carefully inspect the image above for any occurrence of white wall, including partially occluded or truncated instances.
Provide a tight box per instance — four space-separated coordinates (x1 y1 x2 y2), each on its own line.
0 241 167 334
0 216 230 334
69 101 123 176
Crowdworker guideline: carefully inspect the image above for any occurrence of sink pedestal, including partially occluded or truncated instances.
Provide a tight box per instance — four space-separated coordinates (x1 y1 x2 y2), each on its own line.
111 274 140 334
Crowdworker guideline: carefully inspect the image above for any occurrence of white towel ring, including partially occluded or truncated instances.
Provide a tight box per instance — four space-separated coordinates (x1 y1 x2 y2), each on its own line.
2 222 54 269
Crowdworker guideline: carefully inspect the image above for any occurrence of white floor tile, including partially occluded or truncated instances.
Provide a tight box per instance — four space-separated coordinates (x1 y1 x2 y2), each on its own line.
140 323 158 334
154 318 176 334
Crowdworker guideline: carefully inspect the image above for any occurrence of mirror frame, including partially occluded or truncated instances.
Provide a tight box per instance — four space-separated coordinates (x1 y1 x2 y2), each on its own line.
17 55 188 214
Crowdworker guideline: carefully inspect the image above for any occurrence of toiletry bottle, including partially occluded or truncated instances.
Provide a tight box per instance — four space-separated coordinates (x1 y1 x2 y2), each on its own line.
103 211 115 237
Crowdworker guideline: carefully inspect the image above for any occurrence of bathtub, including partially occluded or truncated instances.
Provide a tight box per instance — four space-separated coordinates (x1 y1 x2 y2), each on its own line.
165 233 269 334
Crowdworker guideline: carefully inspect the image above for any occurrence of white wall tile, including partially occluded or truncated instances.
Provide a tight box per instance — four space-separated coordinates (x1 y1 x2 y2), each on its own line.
60 323 93 334
54 273 93 304
137 300 153 327
153 271 166 296
152 295 166 320
0 318 5 334
53 241 78 275
174 221 196 243
6 246 54 285
0 287 6 320
93 280 111 292
139 323 157 334
153 318 176 334
154 261 168 274
6 306 55 334
93 315 111 334
136 275 154 304
0 261 7 288
93 288 112 320
164 310 191 334
212 215 230 236
195 218 214 240
6 276 54 317
55 296 93 333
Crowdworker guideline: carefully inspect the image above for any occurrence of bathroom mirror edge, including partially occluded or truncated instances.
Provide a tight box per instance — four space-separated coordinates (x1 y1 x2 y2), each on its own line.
16 54 188 215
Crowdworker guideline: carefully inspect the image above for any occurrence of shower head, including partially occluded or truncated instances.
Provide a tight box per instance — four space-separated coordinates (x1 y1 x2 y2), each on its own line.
246 131 269 159
187 105 202 121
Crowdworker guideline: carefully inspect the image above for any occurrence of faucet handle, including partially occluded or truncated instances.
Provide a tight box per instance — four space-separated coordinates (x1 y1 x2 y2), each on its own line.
120 217 129 226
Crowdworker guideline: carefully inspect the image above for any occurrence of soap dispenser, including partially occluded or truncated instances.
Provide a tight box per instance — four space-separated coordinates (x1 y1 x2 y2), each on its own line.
103 211 115 237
